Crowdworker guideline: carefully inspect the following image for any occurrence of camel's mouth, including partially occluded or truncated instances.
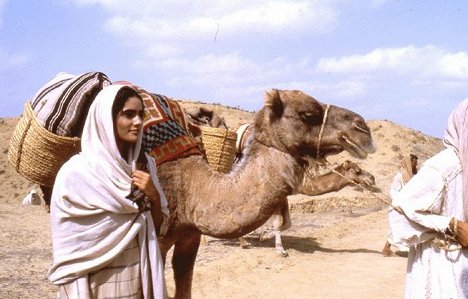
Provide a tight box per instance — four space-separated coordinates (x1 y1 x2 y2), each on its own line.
359 176 376 187
340 134 376 159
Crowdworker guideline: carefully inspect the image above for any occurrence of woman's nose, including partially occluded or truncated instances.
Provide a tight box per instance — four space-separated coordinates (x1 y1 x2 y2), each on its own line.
134 115 143 126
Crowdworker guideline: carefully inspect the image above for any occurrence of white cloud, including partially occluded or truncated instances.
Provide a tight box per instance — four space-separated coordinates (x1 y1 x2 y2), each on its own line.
316 45 468 79
438 51 468 78
63 0 340 106
76 1 337 44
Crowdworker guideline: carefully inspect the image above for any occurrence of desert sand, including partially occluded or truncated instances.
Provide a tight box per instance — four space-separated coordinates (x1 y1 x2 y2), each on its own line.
0 101 444 298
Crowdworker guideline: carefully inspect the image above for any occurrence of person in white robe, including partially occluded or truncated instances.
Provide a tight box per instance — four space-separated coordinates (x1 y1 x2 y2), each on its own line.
389 99 468 299
382 154 418 256
48 85 169 299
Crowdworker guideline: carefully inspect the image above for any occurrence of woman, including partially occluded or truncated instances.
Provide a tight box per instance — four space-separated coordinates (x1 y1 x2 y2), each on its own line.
48 85 169 298
389 99 468 298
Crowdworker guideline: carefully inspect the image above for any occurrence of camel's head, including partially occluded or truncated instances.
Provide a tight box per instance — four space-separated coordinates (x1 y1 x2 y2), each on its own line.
339 160 376 187
254 89 376 160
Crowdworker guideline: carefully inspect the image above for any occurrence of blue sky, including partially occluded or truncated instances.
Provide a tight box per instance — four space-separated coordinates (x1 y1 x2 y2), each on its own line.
1 0 468 138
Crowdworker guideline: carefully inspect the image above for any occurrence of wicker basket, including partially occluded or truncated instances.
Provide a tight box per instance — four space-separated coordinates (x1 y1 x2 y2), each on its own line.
200 126 237 173
8 102 81 187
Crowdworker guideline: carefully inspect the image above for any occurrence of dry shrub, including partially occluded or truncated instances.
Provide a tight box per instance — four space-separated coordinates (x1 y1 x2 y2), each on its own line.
391 144 400 152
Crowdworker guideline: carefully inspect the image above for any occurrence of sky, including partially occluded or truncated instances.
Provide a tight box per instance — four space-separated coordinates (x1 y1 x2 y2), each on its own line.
1 0 468 138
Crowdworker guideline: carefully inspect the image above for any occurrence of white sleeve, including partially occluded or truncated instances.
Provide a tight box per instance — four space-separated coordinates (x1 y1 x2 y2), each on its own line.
389 173 404 200
390 164 451 246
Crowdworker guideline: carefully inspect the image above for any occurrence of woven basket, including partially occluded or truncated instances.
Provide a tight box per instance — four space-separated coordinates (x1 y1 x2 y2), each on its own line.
8 102 81 187
200 126 237 173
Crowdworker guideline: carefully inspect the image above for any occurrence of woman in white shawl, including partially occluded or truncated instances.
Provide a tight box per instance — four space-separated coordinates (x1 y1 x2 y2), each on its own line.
389 99 468 298
48 85 169 298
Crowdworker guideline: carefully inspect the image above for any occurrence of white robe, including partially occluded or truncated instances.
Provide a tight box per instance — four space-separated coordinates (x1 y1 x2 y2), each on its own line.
390 148 468 299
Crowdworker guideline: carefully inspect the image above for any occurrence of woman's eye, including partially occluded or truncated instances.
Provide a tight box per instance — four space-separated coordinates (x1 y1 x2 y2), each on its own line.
121 109 142 119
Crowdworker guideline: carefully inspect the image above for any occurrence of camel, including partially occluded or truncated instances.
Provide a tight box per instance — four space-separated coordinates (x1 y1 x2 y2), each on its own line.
298 160 375 195
184 106 228 129
235 123 376 255
254 160 376 256
155 89 375 298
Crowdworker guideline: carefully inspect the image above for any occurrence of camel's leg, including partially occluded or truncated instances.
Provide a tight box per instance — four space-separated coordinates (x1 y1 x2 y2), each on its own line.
278 202 291 231
40 185 52 213
158 238 175 268
172 231 201 299
258 213 288 257
271 213 288 257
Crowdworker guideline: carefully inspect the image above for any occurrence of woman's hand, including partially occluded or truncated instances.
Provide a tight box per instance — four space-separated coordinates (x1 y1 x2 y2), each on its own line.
131 170 160 203
131 169 165 232
456 220 468 248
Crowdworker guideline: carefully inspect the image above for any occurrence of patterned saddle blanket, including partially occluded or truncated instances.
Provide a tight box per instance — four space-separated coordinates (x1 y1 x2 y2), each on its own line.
114 82 202 165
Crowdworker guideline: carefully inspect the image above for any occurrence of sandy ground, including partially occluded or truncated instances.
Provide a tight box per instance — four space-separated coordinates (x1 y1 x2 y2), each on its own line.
0 198 408 299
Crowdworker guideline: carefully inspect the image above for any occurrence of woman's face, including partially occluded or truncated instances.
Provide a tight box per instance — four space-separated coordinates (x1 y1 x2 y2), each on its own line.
115 96 144 146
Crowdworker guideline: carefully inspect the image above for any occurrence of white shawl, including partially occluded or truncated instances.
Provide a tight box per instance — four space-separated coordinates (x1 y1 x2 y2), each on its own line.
443 98 468 221
48 85 168 298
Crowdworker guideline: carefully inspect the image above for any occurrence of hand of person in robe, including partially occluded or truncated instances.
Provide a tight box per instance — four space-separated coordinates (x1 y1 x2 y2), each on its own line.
456 220 468 248
131 170 164 231
131 170 161 204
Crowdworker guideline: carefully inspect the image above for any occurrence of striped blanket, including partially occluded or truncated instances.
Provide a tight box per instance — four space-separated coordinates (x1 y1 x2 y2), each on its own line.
30 72 111 137
114 82 202 165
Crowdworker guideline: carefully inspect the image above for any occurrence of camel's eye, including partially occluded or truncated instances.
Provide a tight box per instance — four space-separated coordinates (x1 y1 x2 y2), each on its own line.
300 111 321 126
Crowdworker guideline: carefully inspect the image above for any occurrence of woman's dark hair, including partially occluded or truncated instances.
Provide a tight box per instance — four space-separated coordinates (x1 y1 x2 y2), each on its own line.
112 86 142 121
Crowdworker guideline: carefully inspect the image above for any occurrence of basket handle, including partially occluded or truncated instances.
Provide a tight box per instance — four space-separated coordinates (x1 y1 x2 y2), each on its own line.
14 103 34 172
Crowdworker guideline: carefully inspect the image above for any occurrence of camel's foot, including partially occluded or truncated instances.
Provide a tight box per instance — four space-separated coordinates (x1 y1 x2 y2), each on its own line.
276 246 289 257
381 248 394 257
239 237 251 249
44 204 50 213
381 241 395 257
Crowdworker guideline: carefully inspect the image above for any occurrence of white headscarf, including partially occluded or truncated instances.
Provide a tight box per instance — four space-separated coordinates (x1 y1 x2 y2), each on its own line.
443 98 468 220
48 85 166 298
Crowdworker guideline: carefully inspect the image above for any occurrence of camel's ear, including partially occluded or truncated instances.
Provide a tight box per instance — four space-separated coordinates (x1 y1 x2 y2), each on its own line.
264 89 284 119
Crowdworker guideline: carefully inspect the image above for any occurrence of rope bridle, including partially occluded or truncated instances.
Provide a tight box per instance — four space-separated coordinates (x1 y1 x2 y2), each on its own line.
316 104 330 158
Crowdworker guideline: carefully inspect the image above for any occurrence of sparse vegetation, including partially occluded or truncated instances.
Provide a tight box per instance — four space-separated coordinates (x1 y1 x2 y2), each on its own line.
391 144 400 152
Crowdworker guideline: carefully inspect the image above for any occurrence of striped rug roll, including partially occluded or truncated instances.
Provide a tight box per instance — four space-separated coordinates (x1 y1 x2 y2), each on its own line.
31 71 111 137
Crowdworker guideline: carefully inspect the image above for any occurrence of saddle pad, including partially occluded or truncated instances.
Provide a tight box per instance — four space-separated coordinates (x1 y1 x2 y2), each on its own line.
114 81 202 165
30 71 111 137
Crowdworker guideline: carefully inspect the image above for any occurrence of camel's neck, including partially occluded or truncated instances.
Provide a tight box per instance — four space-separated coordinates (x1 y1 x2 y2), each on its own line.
158 140 305 239
297 168 349 196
